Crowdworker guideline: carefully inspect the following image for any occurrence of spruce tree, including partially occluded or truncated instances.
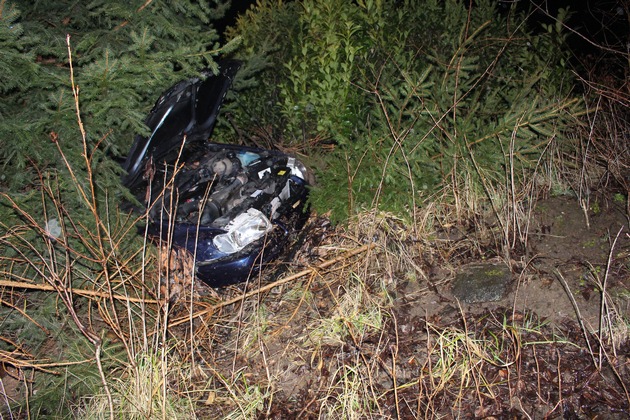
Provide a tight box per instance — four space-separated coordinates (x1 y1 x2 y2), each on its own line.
226 0 581 222
1 0 237 199
0 1 236 415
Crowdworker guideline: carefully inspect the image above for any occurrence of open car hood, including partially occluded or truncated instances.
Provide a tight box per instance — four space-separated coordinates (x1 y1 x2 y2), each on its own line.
122 60 241 190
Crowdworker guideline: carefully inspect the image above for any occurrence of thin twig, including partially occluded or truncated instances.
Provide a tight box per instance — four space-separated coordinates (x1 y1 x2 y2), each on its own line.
169 243 377 328
554 269 597 367
66 35 114 419
0 279 159 304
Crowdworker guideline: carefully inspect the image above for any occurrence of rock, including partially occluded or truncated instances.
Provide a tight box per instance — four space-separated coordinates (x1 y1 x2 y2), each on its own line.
452 263 512 303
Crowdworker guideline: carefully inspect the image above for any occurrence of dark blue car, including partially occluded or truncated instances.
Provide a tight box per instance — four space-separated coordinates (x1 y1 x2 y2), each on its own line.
122 61 310 287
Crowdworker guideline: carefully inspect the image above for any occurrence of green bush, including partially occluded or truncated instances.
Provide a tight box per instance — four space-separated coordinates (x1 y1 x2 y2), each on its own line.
0 1 237 201
0 0 237 301
0 2 234 415
228 0 582 222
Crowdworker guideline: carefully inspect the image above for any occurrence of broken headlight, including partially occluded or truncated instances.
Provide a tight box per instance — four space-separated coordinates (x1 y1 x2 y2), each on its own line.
212 208 272 254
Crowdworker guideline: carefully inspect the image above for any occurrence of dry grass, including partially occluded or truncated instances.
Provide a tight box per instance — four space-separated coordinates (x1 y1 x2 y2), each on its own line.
2 179 629 418
77 354 196 419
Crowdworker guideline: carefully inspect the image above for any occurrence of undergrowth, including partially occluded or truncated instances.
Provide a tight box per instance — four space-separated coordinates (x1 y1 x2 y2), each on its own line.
1 0 628 418
226 0 582 229
0 36 172 418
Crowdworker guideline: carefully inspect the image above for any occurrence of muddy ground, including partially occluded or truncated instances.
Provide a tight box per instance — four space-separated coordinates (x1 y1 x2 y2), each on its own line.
1 195 628 418
193 194 630 418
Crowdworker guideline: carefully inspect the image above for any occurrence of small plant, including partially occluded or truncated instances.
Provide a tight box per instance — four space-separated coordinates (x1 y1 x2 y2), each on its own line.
78 353 196 419
233 302 273 357
308 273 389 348
221 373 269 420
421 323 497 411
319 362 376 420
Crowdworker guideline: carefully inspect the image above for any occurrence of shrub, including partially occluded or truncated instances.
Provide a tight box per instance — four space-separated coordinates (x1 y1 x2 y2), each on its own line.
227 0 582 223
0 1 234 415
0 1 237 201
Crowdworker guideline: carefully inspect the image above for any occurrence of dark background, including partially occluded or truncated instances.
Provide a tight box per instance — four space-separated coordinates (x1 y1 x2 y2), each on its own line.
220 0 629 57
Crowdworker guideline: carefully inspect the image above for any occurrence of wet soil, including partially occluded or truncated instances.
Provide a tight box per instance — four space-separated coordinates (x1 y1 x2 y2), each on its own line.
197 195 630 418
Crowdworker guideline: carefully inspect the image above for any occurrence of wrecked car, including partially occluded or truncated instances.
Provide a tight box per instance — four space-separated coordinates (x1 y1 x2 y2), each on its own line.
122 61 310 287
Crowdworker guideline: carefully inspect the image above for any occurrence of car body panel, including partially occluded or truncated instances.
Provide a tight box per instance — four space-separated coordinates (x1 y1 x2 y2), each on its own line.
122 60 241 190
122 60 310 287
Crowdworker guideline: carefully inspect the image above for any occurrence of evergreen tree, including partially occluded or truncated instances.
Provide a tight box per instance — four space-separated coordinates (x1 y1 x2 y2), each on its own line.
1 0 237 198
0 2 236 415
226 0 582 222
